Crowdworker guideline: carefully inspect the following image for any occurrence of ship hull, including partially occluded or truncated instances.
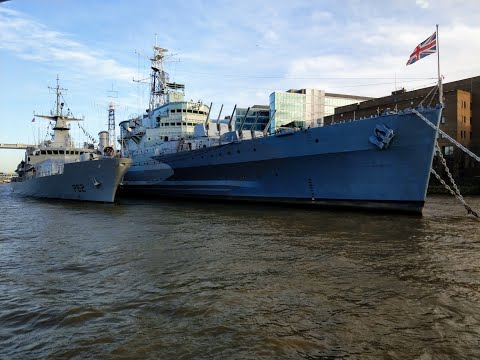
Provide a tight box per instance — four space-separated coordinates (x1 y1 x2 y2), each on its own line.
121 108 441 213
12 157 132 203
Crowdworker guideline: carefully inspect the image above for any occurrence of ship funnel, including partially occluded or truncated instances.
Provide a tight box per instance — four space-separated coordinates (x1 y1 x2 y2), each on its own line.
98 131 109 150
119 120 130 139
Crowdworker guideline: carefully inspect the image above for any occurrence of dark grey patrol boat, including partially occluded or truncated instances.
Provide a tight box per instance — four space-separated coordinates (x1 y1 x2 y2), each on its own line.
11 77 132 202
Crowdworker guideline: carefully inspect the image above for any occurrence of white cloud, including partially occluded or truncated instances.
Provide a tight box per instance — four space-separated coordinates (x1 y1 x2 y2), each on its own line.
416 0 430 8
0 7 136 82
263 29 279 43
311 11 334 23
284 19 480 97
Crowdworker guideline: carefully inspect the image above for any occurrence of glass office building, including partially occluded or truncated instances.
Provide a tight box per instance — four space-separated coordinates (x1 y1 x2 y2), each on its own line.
235 105 270 132
237 89 371 134
324 93 371 117
269 91 306 130
270 89 371 131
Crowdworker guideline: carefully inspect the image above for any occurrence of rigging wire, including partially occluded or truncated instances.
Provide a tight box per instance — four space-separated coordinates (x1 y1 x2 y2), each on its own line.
158 79 439 93
174 71 437 80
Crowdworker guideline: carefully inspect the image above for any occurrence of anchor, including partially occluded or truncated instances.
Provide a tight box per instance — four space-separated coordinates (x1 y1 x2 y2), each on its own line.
369 124 395 149
91 177 101 187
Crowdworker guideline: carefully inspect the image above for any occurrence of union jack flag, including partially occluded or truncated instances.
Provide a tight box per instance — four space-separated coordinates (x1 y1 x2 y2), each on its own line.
406 31 437 65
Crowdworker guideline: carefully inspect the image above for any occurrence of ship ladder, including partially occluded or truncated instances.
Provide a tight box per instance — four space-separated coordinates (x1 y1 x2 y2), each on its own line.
413 108 480 218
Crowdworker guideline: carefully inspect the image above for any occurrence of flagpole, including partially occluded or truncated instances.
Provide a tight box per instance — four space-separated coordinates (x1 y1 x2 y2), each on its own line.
437 24 443 105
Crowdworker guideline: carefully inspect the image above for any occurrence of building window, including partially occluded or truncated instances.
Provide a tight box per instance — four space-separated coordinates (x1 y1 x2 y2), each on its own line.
443 146 454 156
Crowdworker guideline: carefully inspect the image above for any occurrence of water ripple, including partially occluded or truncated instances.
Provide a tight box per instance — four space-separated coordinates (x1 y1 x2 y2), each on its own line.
1 185 480 359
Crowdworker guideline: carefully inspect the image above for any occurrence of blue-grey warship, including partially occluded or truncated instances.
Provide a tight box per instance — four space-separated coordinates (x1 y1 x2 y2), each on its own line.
119 44 441 214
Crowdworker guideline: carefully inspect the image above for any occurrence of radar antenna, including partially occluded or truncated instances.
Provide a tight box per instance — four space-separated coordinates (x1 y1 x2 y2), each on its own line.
150 34 169 111
133 34 185 112
49 74 68 117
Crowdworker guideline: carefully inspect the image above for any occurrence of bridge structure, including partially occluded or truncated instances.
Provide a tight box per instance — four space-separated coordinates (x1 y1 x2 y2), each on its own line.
0 143 34 150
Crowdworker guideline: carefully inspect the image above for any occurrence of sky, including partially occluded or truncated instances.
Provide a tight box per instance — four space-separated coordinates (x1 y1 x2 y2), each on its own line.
1 0 480 172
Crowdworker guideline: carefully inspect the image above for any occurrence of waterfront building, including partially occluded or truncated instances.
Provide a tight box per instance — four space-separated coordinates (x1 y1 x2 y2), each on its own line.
235 105 270 132
269 88 371 130
324 76 480 178
236 89 370 133
0 172 13 183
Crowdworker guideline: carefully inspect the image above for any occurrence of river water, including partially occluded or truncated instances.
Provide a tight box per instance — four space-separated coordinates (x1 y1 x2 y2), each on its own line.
1 184 480 359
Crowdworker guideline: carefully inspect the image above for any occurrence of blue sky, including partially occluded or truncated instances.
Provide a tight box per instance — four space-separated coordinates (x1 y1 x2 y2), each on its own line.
1 0 480 172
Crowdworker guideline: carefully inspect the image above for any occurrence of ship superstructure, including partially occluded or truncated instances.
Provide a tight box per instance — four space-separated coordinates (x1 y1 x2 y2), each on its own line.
119 44 212 164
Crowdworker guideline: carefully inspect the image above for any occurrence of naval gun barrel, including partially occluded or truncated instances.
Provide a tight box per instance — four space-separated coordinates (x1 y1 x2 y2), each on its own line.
238 107 250 139
227 104 237 132
205 102 213 130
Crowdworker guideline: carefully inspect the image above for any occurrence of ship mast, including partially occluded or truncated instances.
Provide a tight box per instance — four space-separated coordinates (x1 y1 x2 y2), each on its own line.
107 85 118 150
34 75 83 148
108 102 116 150
149 34 168 111
53 74 65 116
436 24 443 106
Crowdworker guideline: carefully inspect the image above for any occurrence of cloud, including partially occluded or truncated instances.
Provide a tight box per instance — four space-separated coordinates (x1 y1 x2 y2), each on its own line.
416 0 430 8
283 18 480 97
0 7 136 81
263 29 279 43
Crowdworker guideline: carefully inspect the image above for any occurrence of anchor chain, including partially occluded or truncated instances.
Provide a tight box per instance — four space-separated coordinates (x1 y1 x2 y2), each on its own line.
433 142 479 218
412 108 480 163
411 108 479 217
